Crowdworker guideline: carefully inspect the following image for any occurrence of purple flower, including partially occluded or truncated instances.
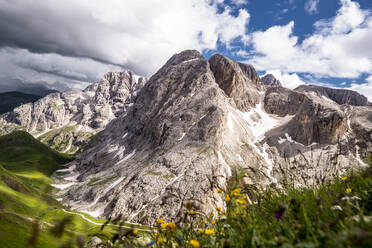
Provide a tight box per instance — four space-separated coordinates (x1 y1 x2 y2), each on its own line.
274 204 286 219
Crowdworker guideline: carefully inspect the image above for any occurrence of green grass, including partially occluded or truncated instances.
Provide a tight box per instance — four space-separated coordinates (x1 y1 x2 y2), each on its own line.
0 131 119 247
129 164 372 248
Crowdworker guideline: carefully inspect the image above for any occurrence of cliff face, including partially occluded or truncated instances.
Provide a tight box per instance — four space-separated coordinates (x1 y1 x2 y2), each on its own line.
261 74 282 87
0 71 146 153
50 51 372 225
209 54 264 112
295 84 371 106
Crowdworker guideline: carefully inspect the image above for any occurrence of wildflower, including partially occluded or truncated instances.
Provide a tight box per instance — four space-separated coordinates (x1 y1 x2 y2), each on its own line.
132 228 138 235
216 189 222 193
231 188 241 197
167 222 176 230
236 199 247 205
341 196 361 201
225 194 231 202
331 205 343 211
205 229 214 235
154 232 159 237
146 240 155 247
216 207 221 212
209 213 214 218
200 219 206 224
188 210 196 215
346 188 352 194
242 195 248 200
341 176 348 181
190 240 200 248
161 223 168 229
222 210 226 215
211 220 215 225
185 202 193 210
198 228 205 234
157 237 164 245
274 204 286 220
157 218 164 224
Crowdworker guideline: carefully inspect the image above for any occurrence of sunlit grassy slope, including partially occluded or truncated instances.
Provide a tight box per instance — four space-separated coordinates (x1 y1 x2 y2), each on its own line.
0 131 119 248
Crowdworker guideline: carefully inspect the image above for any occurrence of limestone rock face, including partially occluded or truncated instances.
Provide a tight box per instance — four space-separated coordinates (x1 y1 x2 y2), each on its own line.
52 51 371 225
0 71 146 153
295 85 371 106
261 74 282 87
209 54 264 111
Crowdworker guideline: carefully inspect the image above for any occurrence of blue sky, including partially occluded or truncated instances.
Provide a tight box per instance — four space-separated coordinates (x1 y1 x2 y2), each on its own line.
203 0 372 97
0 0 371 99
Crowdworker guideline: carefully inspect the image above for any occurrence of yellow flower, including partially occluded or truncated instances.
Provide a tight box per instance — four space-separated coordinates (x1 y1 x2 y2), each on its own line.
167 222 176 230
222 210 226 215
216 189 222 193
231 188 241 197
198 228 205 233
341 176 348 181
157 237 164 245
161 223 168 229
157 218 164 224
188 210 196 215
154 232 159 237
132 228 138 235
205 229 214 235
185 202 193 209
346 188 352 193
236 199 247 205
242 195 248 200
225 194 231 202
211 220 215 225
200 219 206 224
216 207 221 212
190 240 200 248
209 212 214 218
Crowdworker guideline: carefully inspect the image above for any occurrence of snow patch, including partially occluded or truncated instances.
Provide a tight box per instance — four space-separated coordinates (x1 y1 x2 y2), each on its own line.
240 102 278 141
177 132 186 141
181 58 200 64
51 182 76 190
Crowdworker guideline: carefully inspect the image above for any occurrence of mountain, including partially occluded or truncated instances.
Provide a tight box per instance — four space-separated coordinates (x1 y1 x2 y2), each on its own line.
295 84 371 106
261 74 282 87
0 91 42 114
52 50 372 225
0 79 59 97
0 71 146 153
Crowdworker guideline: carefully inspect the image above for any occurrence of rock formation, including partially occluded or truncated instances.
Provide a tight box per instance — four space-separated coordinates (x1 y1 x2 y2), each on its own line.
0 71 146 153
295 84 371 106
50 51 371 226
261 74 282 87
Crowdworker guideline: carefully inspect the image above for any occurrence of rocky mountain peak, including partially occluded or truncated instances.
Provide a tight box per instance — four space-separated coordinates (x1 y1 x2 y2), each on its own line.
0 70 146 153
261 74 282 87
49 50 371 226
209 54 264 111
295 84 371 106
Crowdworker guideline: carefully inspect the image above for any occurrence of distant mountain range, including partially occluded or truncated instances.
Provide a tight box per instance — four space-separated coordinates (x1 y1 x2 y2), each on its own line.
0 91 43 114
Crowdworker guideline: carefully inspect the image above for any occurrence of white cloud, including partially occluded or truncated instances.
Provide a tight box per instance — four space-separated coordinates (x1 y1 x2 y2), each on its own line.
264 69 305 89
231 0 248 6
348 76 372 101
247 0 372 79
0 0 250 77
0 47 122 90
305 0 320 15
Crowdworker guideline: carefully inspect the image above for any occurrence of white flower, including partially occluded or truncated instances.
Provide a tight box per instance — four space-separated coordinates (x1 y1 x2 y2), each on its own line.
331 205 343 211
341 196 361 201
